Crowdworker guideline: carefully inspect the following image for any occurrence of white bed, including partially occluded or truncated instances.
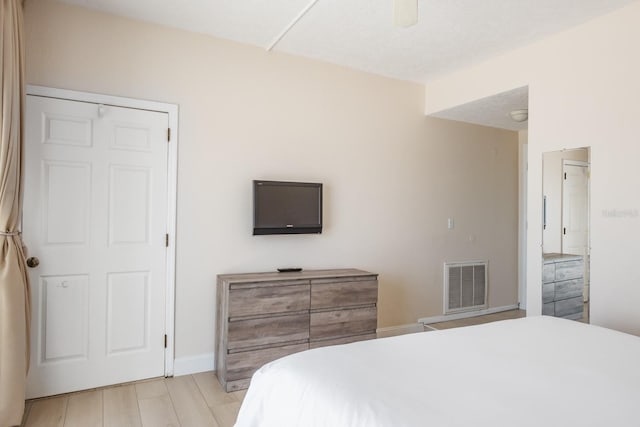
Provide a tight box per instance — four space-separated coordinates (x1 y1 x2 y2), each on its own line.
234 316 640 427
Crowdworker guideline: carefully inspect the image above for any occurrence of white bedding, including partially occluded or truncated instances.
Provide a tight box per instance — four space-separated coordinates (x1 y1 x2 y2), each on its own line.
234 316 640 427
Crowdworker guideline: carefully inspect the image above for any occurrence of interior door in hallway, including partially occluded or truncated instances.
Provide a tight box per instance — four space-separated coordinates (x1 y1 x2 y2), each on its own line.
562 160 590 302
23 95 169 398
562 162 589 256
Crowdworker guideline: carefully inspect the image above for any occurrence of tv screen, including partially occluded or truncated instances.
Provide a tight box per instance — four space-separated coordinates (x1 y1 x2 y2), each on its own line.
253 180 323 235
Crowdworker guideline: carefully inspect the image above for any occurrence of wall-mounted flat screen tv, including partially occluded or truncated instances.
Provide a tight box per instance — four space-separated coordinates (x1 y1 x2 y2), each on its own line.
253 180 323 235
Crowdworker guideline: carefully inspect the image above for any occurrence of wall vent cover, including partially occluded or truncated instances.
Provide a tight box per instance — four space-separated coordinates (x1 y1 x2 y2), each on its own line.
444 261 488 314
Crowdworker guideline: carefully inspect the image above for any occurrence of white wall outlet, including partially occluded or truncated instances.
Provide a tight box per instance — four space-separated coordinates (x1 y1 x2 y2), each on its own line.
447 218 454 229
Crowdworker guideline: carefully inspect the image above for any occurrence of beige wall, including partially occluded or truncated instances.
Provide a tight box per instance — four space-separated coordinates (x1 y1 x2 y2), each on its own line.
424 1 640 334
542 149 589 254
24 0 518 362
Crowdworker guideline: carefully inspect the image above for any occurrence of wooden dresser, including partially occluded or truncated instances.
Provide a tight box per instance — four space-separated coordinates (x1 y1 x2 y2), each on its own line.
542 253 584 320
215 269 378 391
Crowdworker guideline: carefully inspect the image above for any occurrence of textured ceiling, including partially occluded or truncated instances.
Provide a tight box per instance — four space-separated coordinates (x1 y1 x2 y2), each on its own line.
55 0 633 130
57 0 636 83
432 86 529 131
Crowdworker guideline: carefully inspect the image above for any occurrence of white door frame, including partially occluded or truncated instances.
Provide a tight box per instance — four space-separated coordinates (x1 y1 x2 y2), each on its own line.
518 143 528 309
26 85 178 377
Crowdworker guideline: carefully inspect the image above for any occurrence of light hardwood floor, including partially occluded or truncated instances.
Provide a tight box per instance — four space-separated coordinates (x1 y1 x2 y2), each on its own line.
21 309 528 427
22 372 246 427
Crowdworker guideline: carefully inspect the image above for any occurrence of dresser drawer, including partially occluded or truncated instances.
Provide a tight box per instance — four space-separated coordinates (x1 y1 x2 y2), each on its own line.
229 282 310 318
543 263 555 284
542 302 555 316
555 260 583 281
310 333 376 349
542 283 555 304
311 278 378 309
228 313 309 350
226 343 308 382
555 296 583 318
554 278 583 301
310 306 377 340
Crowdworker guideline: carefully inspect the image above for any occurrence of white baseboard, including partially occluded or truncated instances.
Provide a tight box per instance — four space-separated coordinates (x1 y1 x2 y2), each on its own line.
417 304 520 325
173 353 215 377
376 323 424 338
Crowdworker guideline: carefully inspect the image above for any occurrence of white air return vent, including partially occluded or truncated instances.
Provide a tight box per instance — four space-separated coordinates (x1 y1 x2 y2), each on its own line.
444 261 488 314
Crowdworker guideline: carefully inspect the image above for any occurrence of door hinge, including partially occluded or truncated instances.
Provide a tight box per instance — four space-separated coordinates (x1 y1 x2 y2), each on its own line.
165 233 169 247
563 227 567 235
164 334 168 348
167 128 171 142
564 172 567 179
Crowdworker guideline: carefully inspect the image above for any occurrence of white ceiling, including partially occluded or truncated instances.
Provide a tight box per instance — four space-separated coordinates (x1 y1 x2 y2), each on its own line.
432 86 529 131
56 0 635 130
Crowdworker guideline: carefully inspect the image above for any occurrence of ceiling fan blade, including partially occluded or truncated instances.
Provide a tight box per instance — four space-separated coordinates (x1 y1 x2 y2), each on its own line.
394 0 418 28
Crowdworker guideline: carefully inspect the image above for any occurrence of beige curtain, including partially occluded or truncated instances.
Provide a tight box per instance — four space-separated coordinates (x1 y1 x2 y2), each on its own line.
0 1 30 426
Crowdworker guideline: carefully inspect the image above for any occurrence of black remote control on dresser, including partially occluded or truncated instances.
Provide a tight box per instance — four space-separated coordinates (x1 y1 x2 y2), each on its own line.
277 268 303 273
